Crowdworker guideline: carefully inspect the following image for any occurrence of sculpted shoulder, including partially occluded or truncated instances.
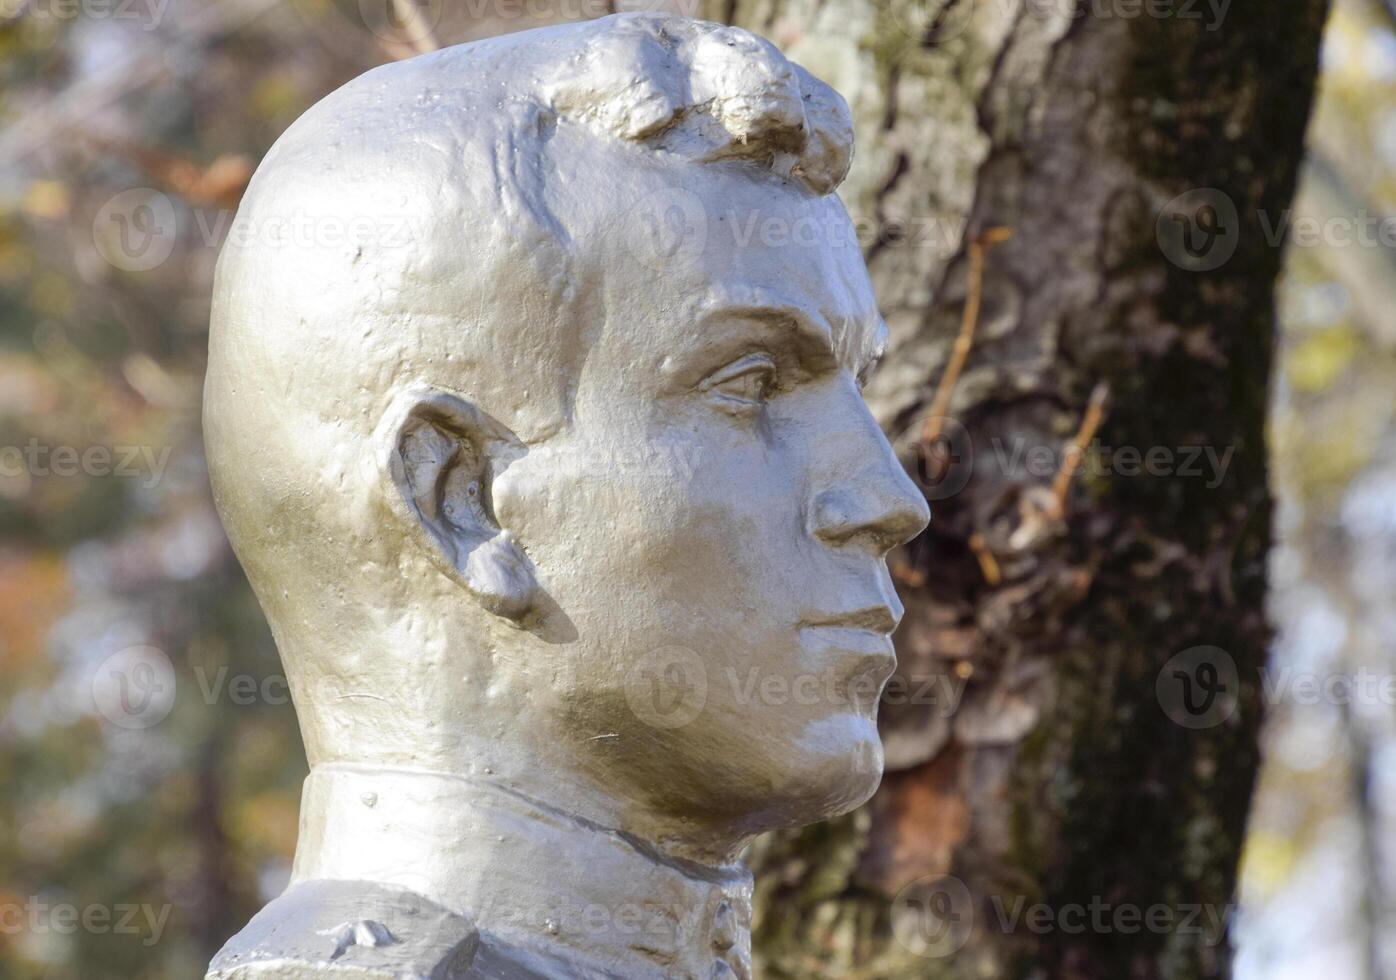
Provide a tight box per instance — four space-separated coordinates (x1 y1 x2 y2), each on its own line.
207 878 583 980
205 879 480 980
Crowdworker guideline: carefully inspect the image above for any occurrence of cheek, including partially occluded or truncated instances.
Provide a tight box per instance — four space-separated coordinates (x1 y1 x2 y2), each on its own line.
498 428 805 622
609 433 804 601
493 436 721 582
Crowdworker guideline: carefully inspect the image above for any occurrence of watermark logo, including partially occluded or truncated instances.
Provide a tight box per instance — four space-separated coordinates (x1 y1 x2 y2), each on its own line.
1157 645 1238 729
90 645 176 730
724 666 967 714
887 0 1232 45
990 437 1234 489
1031 0 1231 29
0 0 169 30
612 0 702 13
1260 208 1396 250
92 188 177 273
914 417 974 501
892 874 974 958
622 187 708 273
289 0 443 57
93 188 429 273
988 893 1233 942
356 0 445 48
1156 188 1240 272
624 645 708 730
0 898 171 947
1260 665 1396 709
885 0 977 45
890 877 1235 954
0 440 172 488
1157 189 1396 271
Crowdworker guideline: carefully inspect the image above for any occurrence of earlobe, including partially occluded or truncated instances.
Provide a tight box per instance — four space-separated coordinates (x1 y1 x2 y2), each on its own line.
377 385 542 625
461 531 536 621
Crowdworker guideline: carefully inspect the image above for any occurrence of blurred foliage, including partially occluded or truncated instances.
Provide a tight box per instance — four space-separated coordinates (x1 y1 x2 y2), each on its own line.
1239 1 1396 977
0 0 378 974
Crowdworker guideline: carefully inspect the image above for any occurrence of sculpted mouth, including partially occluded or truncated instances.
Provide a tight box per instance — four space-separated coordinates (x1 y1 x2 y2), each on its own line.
800 604 903 635
798 607 902 709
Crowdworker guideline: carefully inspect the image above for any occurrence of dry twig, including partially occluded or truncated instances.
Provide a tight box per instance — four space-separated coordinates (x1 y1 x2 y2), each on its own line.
1047 381 1110 520
919 226 1012 447
968 532 1002 586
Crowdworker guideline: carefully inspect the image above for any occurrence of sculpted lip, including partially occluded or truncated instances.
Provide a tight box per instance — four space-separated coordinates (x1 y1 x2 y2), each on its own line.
800 603 903 635
799 606 903 707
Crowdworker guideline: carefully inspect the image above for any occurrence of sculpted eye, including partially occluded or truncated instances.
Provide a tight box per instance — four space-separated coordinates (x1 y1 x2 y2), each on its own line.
703 353 777 414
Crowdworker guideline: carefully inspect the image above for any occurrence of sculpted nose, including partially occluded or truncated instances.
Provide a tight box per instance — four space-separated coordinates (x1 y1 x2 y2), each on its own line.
810 469 929 555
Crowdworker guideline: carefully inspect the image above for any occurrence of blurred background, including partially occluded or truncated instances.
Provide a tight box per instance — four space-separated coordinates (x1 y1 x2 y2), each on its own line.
0 0 1387 977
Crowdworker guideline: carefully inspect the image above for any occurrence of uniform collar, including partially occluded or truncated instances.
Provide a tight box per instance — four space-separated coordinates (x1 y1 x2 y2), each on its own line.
293 763 754 979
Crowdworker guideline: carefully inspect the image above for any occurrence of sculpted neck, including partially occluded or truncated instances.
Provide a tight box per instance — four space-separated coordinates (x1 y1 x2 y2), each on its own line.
291 763 754 979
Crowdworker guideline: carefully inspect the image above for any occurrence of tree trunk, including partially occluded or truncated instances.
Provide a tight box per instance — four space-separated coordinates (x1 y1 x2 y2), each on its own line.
699 1 1329 976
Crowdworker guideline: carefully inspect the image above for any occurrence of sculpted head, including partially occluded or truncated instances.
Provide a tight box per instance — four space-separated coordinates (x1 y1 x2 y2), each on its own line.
205 13 928 857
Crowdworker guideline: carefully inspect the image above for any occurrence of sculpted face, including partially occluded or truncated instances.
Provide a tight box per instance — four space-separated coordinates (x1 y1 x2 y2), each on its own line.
490 161 929 835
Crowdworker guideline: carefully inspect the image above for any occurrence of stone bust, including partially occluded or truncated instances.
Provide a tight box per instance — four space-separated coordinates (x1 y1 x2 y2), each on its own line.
203 13 928 979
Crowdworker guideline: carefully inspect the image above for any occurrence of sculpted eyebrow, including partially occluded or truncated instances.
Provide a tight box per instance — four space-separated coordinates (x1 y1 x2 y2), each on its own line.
696 304 838 362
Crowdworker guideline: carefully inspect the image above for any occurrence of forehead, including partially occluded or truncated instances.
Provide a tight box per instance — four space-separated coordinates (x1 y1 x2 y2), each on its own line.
581 155 885 373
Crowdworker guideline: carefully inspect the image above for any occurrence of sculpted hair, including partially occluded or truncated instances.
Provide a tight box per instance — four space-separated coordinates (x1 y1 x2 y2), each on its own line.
537 14 853 194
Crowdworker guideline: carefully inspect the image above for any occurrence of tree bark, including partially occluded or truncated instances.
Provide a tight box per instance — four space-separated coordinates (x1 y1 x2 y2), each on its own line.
700 1 1329 977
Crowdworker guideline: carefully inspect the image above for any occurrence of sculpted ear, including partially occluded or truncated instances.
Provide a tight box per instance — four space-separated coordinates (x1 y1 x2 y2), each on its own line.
377 385 540 624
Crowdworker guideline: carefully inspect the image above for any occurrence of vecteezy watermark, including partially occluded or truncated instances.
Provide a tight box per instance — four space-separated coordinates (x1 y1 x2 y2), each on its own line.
0 440 171 488
0 0 168 30
621 647 961 729
191 664 404 710
1026 0 1231 30
623 645 709 730
1158 188 1396 271
1259 666 1396 709
912 417 974 502
99 184 963 278
1156 645 1239 729
1258 209 1396 250
1158 644 1396 729
725 666 966 714
1156 188 1241 272
891 875 975 958
990 437 1234 489
619 187 968 271
356 0 444 46
621 187 710 273
294 0 699 60
95 654 425 720
91 646 177 730
456 0 700 19
891 874 1234 959
565 899 696 949
93 189 178 273
92 188 429 273
194 666 291 706
0 898 171 947
194 208 424 253
886 0 1231 45
540 443 705 486
985 893 1233 946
